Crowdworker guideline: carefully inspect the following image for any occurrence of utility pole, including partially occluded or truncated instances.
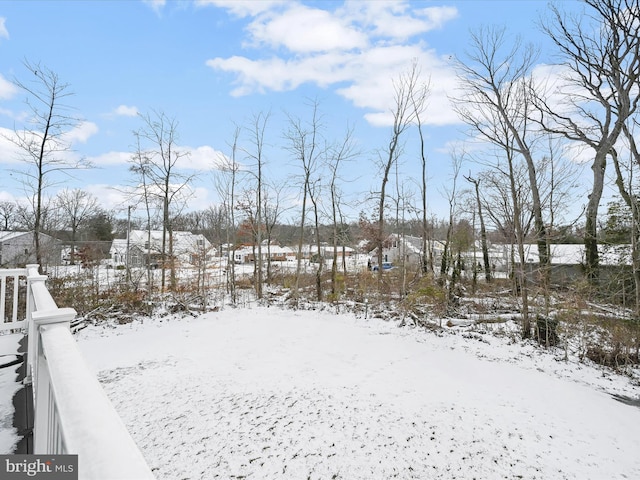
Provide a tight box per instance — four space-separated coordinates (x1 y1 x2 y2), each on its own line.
126 205 132 284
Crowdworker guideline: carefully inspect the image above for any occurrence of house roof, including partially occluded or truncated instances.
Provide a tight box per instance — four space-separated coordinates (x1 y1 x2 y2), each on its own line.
128 230 209 244
111 230 214 255
0 231 56 242
0 231 30 242
369 234 444 255
514 243 632 266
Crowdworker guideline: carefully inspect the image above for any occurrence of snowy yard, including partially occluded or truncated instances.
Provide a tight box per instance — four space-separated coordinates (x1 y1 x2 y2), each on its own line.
70 306 640 480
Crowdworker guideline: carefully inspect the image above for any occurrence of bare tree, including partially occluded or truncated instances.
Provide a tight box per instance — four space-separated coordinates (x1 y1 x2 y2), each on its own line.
262 181 289 284
394 179 418 299
0 201 17 230
129 136 158 295
440 151 463 284
465 174 492 282
5 61 87 269
242 111 270 299
14 201 58 235
375 65 419 284
134 110 192 291
284 100 323 301
216 128 241 303
408 63 432 274
325 127 358 298
454 26 550 286
611 118 640 315
536 0 640 283
477 148 534 338
55 188 100 265
308 173 325 301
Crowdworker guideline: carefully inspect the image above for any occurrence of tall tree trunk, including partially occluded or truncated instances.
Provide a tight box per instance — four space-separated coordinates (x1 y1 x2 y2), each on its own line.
294 187 308 301
584 151 607 283
467 176 492 282
507 153 531 339
312 202 323 302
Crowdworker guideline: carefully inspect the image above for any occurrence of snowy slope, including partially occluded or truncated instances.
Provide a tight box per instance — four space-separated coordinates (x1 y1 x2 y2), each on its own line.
76 307 640 480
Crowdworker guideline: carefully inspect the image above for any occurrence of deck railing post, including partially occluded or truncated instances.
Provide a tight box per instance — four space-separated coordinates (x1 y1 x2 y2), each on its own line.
33 329 52 453
25 265 45 385
31 307 75 454
11 265 155 478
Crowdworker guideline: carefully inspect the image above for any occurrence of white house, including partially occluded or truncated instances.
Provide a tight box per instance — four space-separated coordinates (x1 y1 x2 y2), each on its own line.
233 243 296 264
493 243 632 269
0 231 60 268
231 241 355 265
109 230 215 268
369 234 445 268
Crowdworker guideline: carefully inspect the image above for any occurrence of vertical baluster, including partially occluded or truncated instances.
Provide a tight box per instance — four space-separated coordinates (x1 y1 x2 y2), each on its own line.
48 388 54 452
52 403 59 454
26 269 36 382
33 335 51 454
12 274 19 323
26 267 44 385
0 274 5 323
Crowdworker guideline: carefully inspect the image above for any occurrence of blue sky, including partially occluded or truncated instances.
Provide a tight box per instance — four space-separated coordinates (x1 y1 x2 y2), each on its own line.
0 0 591 225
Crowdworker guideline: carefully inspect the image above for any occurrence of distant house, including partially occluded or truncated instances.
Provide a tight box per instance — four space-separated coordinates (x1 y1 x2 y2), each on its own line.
324 245 355 259
231 242 354 265
499 243 632 268
0 231 61 268
233 243 296 264
490 243 633 283
369 234 444 268
108 230 215 268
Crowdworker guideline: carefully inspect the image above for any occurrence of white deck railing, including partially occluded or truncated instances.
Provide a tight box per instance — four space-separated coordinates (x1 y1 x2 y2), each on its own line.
4 264 155 479
0 268 27 333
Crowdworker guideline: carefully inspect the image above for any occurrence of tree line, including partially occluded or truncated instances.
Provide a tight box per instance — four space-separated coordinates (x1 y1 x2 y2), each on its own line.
2 0 640 341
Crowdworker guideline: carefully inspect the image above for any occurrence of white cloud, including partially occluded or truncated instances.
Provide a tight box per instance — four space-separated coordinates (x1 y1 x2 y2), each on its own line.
114 105 139 117
64 121 99 144
208 52 360 95
88 151 133 167
246 3 367 53
334 44 430 109
0 190 17 202
1 122 99 167
197 0 287 18
416 6 459 31
88 144 227 171
185 185 214 211
0 18 8 40
0 127 24 164
80 184 129 211
206 1 461 127
93 182 214 214
180 145 228 171
530 63 613 138
75 184 194 215
340 2 458 40
142 0 165 15
0 74 17 100
563 141 593 165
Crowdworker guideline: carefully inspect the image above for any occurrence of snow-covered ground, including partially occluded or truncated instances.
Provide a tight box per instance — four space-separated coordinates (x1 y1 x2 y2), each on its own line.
72 306 640 480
